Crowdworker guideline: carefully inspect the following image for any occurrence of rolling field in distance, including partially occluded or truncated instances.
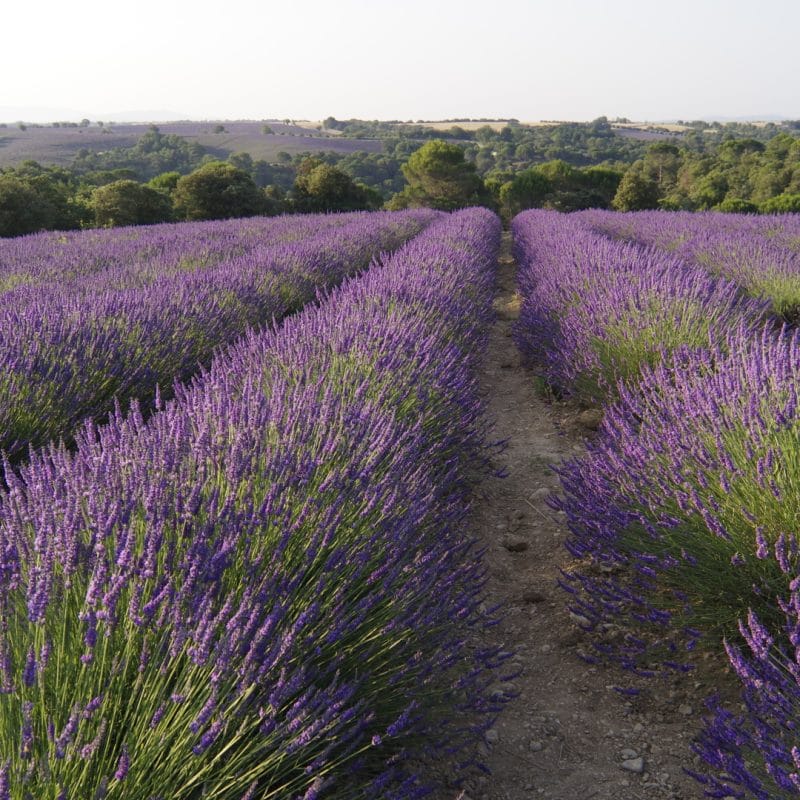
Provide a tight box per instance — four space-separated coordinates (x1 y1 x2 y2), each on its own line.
0 119 384 168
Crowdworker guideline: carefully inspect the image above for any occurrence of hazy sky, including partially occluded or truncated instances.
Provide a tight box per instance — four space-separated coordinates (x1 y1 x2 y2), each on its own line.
3 0 798 122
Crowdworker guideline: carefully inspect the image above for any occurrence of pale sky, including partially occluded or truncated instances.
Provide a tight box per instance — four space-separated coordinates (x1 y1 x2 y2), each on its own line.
2 0 798 123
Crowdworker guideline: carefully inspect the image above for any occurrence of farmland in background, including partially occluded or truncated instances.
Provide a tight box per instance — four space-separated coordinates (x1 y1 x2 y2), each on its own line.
3 116 800 240
0 120 383 168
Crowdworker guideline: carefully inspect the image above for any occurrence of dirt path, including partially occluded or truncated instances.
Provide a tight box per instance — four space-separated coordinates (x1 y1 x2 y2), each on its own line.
452 233 705 800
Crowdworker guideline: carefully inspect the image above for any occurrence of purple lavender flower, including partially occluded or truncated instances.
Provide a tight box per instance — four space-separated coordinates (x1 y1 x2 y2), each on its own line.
22 648 36 687
0 761 9 800
113 746 129 781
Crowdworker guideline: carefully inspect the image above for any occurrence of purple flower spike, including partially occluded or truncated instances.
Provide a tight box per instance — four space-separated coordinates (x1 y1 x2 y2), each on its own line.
114 745 129 781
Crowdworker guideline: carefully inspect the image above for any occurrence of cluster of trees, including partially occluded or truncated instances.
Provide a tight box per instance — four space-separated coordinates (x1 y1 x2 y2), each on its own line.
291 158 381 212
382 142 621 216
72 126 209 179
494 161 622 216
613 135 800 212
0 157 381 237
326 116 652 170
0 161 89 236
3 120 800 237
326 117 800 201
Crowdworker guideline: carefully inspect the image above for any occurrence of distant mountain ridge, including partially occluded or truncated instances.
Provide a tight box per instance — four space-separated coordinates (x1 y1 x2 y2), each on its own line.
0 107 190 124
97 110 191 123
661 114 795 123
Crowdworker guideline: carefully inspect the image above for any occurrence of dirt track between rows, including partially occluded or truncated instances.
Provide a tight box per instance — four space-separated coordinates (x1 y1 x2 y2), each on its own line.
449 232 705 800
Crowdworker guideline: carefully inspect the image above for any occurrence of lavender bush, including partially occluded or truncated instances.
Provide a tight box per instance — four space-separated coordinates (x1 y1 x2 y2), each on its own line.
511 210 768 404
692 604 800 799
0 208 502 798
0 214 349 294
514 209 800 796
579 209 800 322
558 324 795 632
0 210 437 458
556 321 800 796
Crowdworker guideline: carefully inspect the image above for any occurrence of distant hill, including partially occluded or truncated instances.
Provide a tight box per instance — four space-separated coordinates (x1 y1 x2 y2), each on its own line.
699 113 792 123
0 120 384 169
98 110 191 123
0 108 191 124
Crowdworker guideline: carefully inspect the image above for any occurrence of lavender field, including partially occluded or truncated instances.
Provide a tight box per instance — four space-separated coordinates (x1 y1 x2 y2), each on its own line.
0 210 436 459
8 202 800 799
512 209 800 798
0 208 508 799
577 209 800 321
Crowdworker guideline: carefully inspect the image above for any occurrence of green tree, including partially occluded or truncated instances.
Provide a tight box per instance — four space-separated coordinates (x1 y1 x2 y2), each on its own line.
474 126 496 146
292 161 379 212
612 165 660 211
228 152 254 174
388 140 488 211
147 171 181 195
499 169 552 217
759 193 800 213
689 170 728 210
173 162 267 220
90 180 173 227
0 165 86 236
514 142 537 161
81 168 139 187
642 143 681 191
0 176 49 236
714 197 759 213
474 147 496 173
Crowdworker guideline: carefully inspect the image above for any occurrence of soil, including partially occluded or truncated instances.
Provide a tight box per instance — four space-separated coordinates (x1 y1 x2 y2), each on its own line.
446 233 711 800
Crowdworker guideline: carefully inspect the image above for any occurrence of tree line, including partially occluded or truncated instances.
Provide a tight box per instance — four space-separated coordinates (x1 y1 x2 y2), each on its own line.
612 136 800 212
0 156 384 237
2 121 800 236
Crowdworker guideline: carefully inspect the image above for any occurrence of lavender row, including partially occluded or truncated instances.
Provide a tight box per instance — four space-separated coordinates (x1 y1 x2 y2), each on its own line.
0 209 437 459
556 323 800 798
511 209 768 404
575 208 800 254
578 209 800 322
0 213 351 298
0 208 502 798
514 210 800 797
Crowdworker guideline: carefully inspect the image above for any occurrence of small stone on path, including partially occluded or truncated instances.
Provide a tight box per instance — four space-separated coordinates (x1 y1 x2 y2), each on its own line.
502 535 529 553
489 682 518 699
621 757 645 773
